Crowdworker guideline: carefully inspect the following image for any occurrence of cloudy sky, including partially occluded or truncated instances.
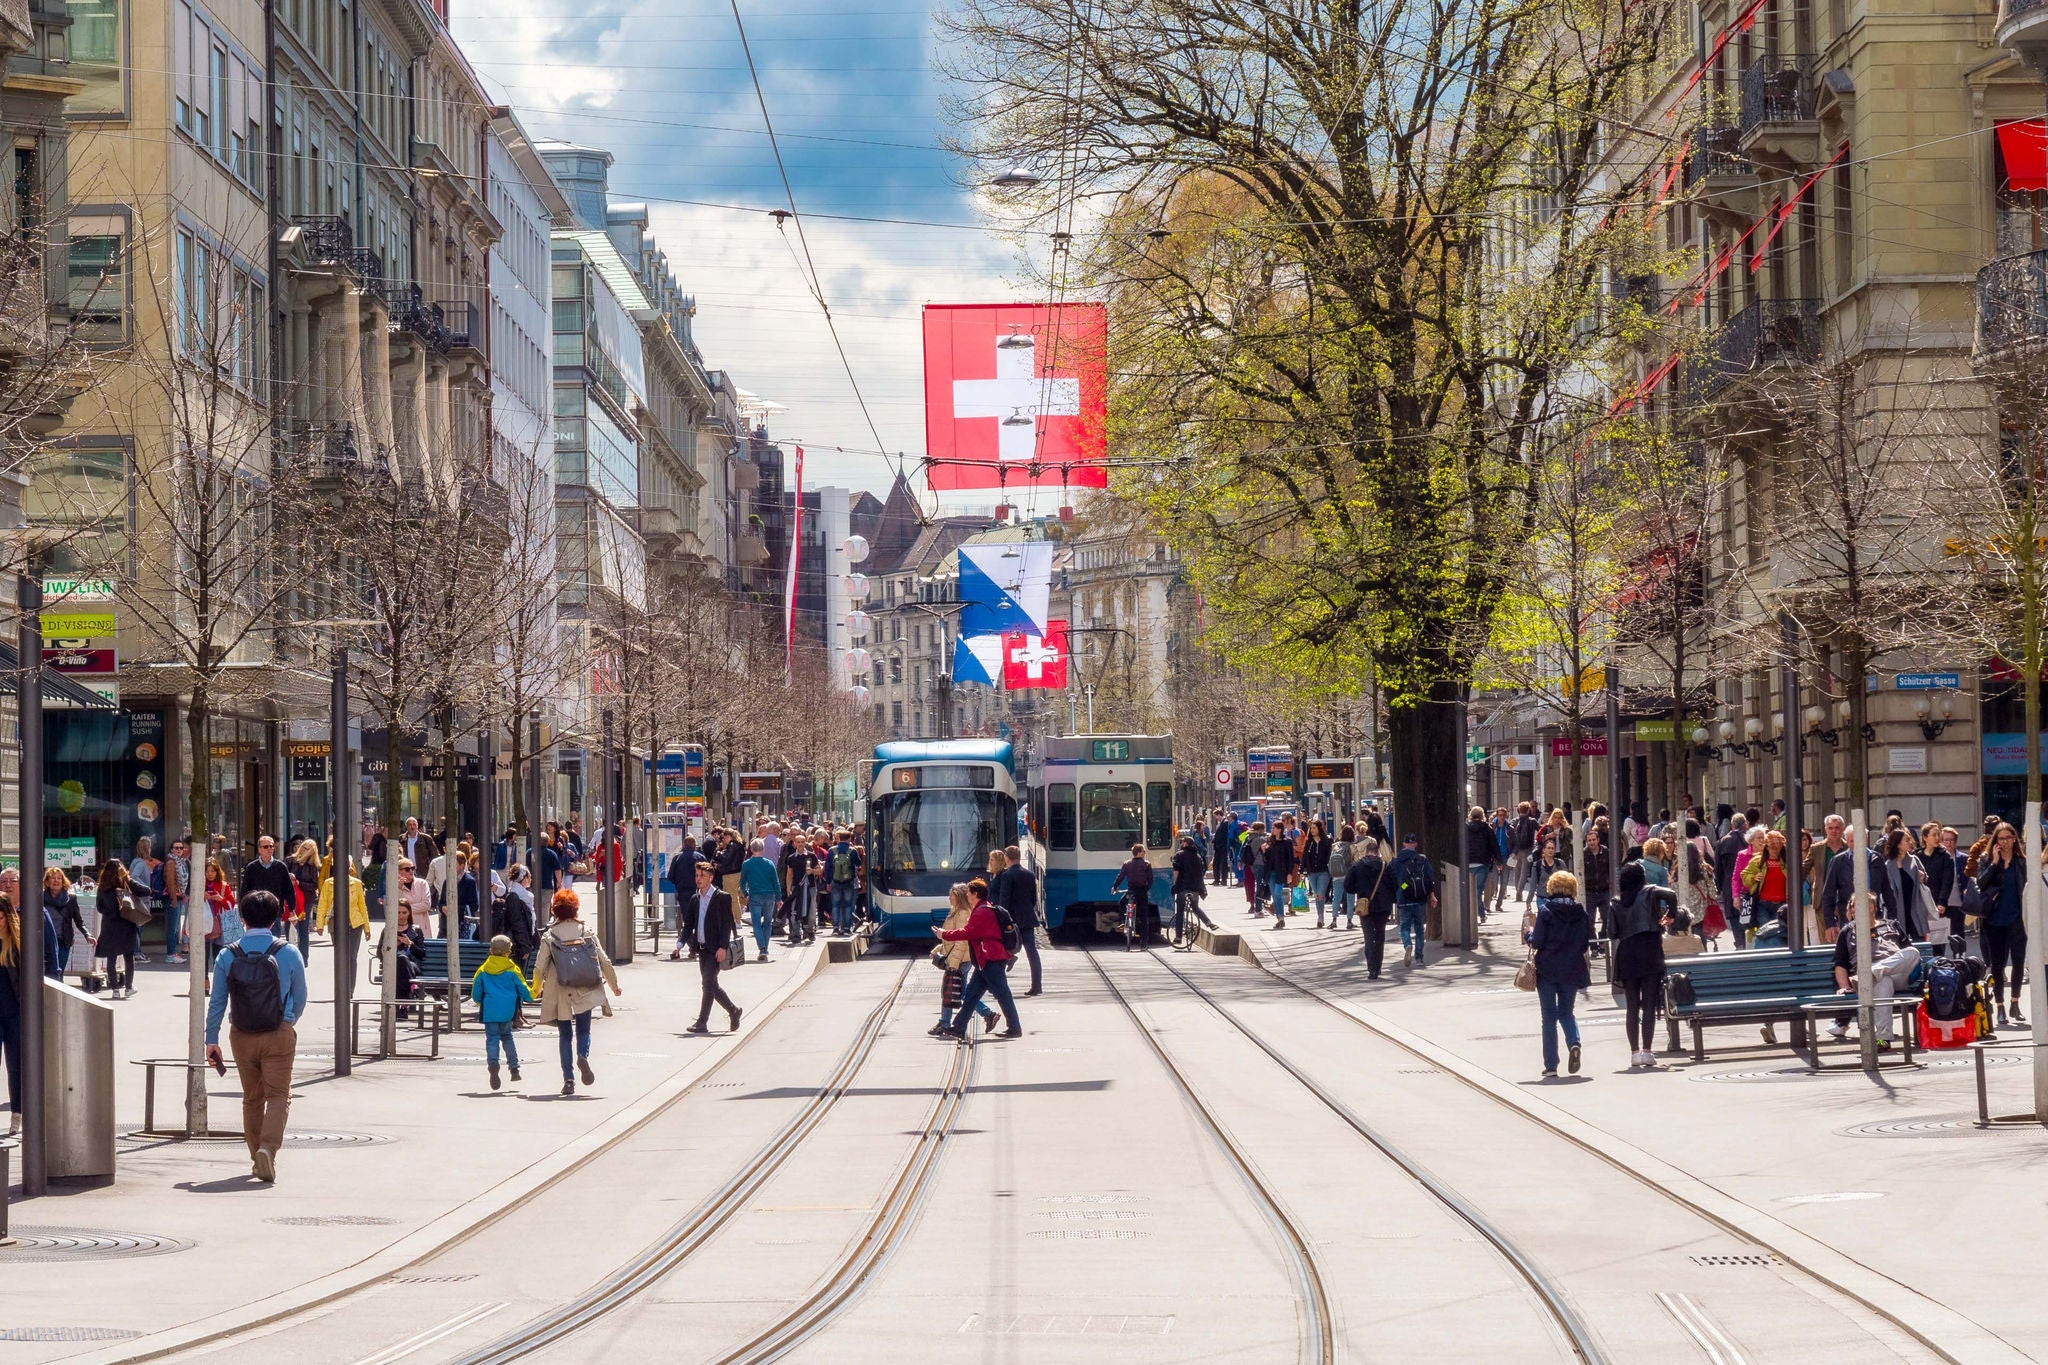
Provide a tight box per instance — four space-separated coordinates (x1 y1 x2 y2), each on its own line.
451 0 1035 509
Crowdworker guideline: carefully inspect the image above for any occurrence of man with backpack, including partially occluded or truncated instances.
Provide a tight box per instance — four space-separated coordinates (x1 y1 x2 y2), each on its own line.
1827 915 1918 1048
824 828 862 937
203 891 307 1183
1387 831 1439 969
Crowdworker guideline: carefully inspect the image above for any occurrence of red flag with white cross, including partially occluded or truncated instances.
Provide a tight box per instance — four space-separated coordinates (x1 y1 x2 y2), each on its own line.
1002 620 1069 690
923 303 1108 490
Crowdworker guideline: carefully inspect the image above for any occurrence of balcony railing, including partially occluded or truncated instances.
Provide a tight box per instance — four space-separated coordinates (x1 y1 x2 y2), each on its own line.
279 418 364 470
1977 248 2048 356
1688 298 1821 400
394 285 451 353
437 298 478 351
1739 56 1819 139
293 215 354 263
1684 123 1749 185
2005 0 2048 26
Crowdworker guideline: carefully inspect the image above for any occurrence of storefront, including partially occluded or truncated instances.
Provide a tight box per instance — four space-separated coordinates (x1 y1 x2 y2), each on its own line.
42 706 169 880
1981 659 2043 824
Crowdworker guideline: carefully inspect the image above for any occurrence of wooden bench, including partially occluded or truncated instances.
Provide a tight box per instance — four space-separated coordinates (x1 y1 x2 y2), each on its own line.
1663 948 1841 1062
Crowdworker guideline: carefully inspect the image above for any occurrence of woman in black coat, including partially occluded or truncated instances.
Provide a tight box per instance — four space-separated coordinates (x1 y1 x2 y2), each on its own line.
1343 838 1397 980
94 860 142 998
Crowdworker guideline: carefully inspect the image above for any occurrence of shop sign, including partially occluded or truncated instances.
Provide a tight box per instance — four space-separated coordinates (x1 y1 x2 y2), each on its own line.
47 680 117 710
42 648 114 673
38 612 115 637
291 755 328 782
1633 720 1676 743
1495 752 1540 772
1983 733 2031 777
1888 747 1928 774
1550 735 1609 757
282 740 331 758
1894 672 1960 691
41 577 116 601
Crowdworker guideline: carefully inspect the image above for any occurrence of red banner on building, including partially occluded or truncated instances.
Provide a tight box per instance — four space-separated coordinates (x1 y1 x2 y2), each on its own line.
923 303 1108 491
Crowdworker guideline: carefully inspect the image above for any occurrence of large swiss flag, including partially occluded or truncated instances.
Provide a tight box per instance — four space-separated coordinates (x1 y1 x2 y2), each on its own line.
1001 620 1070 690
923 303 1108 491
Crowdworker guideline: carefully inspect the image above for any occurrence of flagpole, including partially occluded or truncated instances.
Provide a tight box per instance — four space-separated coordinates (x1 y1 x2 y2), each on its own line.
784 445 803 688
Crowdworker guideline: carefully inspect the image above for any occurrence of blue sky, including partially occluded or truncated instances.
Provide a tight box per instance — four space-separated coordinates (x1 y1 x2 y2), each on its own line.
452 1 1030 506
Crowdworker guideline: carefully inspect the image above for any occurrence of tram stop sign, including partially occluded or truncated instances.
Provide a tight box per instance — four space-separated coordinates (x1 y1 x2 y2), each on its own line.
1214 765 1233 790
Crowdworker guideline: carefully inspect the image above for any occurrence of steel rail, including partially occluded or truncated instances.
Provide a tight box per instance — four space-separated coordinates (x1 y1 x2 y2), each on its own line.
1085 950 1337 1365
448 958 918 1364
1142 948 1605 1363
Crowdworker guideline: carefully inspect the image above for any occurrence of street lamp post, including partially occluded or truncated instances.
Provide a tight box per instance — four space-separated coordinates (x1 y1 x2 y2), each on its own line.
17 575 45 1193
600 707 616 958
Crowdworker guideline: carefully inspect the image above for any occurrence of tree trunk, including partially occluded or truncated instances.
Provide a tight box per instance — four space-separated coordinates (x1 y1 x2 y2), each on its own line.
185 679 212 842
1387 678 1458 939
1845 644 1871 811
509 719 527 838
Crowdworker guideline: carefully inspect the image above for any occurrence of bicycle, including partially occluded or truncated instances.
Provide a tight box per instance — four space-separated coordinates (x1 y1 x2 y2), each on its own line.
1121 892 1139 951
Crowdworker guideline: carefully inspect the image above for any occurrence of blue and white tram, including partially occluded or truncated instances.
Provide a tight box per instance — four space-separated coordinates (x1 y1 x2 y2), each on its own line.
864 739 1020 944
1023 734 1174 933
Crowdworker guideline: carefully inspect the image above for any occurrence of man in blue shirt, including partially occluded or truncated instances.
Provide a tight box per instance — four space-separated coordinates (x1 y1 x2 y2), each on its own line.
204 890 307 1183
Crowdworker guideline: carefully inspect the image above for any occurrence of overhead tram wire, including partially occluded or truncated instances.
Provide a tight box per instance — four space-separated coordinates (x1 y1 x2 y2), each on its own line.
726 0 904 486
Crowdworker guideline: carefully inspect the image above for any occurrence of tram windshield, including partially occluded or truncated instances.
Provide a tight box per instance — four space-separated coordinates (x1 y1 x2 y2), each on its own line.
873 788 1014 897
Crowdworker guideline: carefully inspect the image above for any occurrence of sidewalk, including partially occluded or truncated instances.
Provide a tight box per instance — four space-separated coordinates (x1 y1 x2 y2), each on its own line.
0 891 829 1363
1243 893 2048 1360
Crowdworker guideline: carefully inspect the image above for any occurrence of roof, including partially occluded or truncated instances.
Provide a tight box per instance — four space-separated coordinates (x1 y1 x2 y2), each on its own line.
874 739 1016 774
892 517 983 577
0 639 117 709
487 107 574 223
556 229 654 316
862 472 923 572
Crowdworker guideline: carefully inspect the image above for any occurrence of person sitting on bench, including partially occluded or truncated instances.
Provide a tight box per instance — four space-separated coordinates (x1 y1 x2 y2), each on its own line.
1827 916 1916 1049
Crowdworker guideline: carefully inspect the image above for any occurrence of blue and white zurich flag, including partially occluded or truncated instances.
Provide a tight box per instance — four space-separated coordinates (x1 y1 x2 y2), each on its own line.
957 542 1052 636
953 634 1005 687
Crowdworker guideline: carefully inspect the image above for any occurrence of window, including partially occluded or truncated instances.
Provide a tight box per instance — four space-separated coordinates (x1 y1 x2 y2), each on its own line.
25 442 129 575
66 229 125 343
69 0 124 115
1047 783 1077 851
1146 782 1173 849
210 45 228 156
1081 782 1143 851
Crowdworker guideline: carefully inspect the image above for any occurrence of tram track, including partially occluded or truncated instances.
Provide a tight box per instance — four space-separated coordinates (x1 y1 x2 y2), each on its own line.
1214 942 1966 1364
1083 949 1338 1365
1135 947 1604 1362
442 953 977 1365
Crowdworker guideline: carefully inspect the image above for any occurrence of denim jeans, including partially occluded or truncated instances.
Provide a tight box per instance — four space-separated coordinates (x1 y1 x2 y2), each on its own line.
165 899 184 957
1331 886 1355 927
954 959 1022 1034
829 883 856 934
1537 977 1581 1072
1396 902 1427 961
1307 871 1331 922
556 1010 592 1081
1469 864 1493 913
484 1019 520 1071
747 894 776 956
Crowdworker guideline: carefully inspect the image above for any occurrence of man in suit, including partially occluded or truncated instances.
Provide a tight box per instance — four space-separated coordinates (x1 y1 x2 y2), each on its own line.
995 845 1043 995
680 860 741 1034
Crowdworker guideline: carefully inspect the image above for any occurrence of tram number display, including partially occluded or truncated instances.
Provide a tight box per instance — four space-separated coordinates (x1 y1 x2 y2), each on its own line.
737 773 783 795
1304 761 1354 782
1090 739 1131 762
890 765 995 791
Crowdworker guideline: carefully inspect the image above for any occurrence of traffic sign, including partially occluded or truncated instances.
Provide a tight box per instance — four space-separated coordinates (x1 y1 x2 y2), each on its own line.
1214 765 1233 790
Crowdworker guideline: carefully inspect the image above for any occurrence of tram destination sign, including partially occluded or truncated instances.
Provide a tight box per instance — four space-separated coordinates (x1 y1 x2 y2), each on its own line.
1303 759 1354 782
738 771 783 796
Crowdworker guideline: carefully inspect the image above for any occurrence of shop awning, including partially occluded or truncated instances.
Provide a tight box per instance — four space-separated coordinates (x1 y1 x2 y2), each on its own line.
1997 119 2047 192
0 639 118 709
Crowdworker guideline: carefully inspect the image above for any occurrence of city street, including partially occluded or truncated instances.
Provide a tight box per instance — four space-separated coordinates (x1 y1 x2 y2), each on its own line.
8 898 2045 1365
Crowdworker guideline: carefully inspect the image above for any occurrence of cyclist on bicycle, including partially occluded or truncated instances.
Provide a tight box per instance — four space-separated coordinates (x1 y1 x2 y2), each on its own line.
1110 843 1158 945
1170 834 1215 949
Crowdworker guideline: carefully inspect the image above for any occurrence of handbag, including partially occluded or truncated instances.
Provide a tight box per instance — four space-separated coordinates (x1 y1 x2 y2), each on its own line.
1513 955 1538 991
118 891 150 926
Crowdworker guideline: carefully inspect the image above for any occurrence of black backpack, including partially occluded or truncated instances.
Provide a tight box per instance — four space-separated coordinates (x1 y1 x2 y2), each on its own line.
1395 855 1426 903
992 903 1022 956
227 941 286 1033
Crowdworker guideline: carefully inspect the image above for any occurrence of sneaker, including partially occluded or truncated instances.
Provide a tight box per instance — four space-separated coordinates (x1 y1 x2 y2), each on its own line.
1403 946 1413 967
1568 1044 1582 1074
1876 1039 1894 1052
1998 1008 2010 1028
169 954 187 965
685 1022 710 1035
1826 1021 1849 1040
560 1080 575 1096
727 1006 742 1032
757 951 769 962
994 1028 1023 1040
252 1149 275 1183
488 1064 501 1091
1415 955 1426 968
927 1024 952 1038
1542 1068 1558 1078
1760 1025 1778 1046
509 1067 521 1082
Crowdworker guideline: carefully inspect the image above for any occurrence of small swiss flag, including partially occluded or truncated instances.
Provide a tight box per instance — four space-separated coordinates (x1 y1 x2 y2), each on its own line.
1002 620 1069 690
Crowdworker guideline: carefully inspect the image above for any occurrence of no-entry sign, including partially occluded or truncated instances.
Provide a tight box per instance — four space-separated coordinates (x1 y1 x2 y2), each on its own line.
1214 765 1234 789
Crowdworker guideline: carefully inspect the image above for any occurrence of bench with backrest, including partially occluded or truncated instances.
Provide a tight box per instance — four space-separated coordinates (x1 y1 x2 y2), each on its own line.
1662 947 1841 1061
1664 941 1935 1063
412 938 494 992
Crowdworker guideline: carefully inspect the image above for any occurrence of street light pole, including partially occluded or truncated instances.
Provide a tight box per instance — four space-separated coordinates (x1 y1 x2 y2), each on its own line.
332 641 352 1077
17 574 45 1194
1779 613 1806 950
600 707 616 959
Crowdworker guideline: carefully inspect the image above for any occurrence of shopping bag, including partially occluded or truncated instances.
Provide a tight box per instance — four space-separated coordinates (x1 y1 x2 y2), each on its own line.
65 939 94 975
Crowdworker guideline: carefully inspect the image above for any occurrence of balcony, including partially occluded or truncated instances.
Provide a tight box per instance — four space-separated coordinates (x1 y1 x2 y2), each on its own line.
1976 248 2048 360
1686 299 1822 403
290 217 385 300
1738 56 1825 170
1684 123 1756 228
1999 0 2048 72
393 285 451 353
279 418 379 484
437 299 479 353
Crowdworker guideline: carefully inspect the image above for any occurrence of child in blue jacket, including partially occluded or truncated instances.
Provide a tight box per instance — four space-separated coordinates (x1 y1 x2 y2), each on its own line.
471 933 534 1090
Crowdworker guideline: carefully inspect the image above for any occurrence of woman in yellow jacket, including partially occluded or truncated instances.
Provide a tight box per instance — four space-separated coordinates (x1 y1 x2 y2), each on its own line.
314 857 370 986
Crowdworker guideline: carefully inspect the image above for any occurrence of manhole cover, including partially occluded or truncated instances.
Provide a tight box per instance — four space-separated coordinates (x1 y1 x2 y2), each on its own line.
1838 1118 1971 1138
1026 1229 1148 1240
1925 1054 2026 1070
0 1329 143 1343
0 1229 194 1263
284 1130 394 1147
1689 1253 1784 1267
267 1215 401 1227
1694 1068 1825 1083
